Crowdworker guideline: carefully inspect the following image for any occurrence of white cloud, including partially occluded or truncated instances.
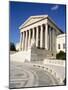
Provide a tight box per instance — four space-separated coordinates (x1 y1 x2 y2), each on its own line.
51 5 59 11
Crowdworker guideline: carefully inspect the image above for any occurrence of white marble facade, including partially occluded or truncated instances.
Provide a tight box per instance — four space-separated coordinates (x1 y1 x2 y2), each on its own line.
19 15 63 53
56 34 66 53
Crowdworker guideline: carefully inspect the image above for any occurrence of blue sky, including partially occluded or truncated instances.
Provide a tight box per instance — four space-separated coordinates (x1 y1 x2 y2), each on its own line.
9 1 66 44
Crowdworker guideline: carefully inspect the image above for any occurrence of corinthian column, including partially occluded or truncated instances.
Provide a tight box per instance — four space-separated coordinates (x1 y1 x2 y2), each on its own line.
36 27 39 47
40 25 43 48
32 28 35 40
49 27 51 51
22 31 25 50
20 32 22 51
52 28 56 52
25 31 28 50
28 30 31 48
45 24 48 50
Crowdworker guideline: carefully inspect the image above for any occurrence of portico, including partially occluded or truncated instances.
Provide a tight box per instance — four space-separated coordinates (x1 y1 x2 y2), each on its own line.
19 15 63 56
20 24 56 51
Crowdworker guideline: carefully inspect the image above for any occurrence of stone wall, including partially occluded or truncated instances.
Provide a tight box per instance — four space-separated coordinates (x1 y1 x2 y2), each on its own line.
43 59 65 66
30 44 55 61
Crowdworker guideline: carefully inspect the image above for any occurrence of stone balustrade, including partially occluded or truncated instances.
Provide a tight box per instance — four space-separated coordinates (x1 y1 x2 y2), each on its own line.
43 59 65 66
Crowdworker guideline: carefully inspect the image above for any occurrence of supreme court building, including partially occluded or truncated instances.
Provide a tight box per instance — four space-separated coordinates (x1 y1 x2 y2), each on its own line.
19 15 63 60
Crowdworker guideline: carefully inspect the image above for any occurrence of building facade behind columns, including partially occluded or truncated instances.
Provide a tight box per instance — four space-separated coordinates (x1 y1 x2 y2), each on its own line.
19 15 64 61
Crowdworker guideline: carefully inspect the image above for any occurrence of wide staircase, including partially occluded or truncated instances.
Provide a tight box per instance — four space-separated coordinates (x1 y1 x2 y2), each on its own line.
10 42 56 62
10 49 31 62
31 46 56 61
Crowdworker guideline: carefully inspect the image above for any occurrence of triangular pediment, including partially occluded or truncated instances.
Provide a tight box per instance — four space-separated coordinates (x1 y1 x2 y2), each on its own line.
19 15 48 29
